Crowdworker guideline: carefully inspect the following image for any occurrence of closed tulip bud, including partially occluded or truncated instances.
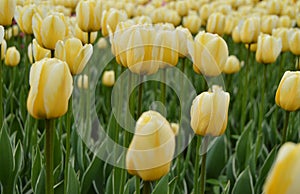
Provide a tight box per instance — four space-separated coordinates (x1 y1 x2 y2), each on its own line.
76 0 103 32
96 37 107 49
5 27 12 40
261 15 278 34
281 6 296 19
32 39 51 62
55 38 93 75
190 86 230 136
14 5 36 34
74 25 97 44
267 0 282 15
183 15 201 34
245 43 257 52
164 10 181 27
170 123 179 136
5 47 20 67
188 31 229 77
176 0 188 17
223 55 241 74
176 26 193 58
232 25 241 43
126 110 176 181
102 70 115 87
272 28 290 52
12 25 19 37
52 0 79 10
256 34 282 64
224 15 239 35
240 17 260 44
275 71 300 111
0 0 16 26
0 25 3 43
27 58 73 119
1 39 6 60
133 16 152 25
101 8 128 37
206 12 226 36
264 142 300 194
32 12 69 50
199 4 211 26
277 16 294 28
77 74 88 89
289 29 300 55
27 43 33 64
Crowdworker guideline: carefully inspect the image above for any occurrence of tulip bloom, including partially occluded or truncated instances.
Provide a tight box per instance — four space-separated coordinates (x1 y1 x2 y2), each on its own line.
1 39 6 60
190 86 230 136
272 28 291 52
32 39 51 62
55 38 93 75
14 5 36 34
256 34 282 64
223 55 241 74
275 71 300 112
289 29 300 55
175 26 193 58
102 70 115 87
261 15 278 35
77 74 88 89
27 58 73 119
240 17 260 44
101 8 128 37
206 12 226 36
183 15 201 34
0 25 3 43
126 111 176 181
0 0 16 26
264 142 300 194
5 47 20 67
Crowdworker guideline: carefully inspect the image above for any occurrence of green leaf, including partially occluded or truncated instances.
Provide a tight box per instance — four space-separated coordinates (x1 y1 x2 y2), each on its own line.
222 181 230 194
13 141 23 187
35 168 46 194
124 176 136 194
232 168 254 194
32 147 42 191
168 177 178 194
236 122 252 171
66 166 80 194
152 175 169 194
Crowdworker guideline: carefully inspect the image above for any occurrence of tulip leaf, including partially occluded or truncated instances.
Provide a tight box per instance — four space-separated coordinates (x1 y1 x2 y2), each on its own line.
13 141 23 188
31 147 42 191
221 181 230 194
232 168 254 194
35 168 45 194
66 166 80 194
124 176 136 194
152 175 169 194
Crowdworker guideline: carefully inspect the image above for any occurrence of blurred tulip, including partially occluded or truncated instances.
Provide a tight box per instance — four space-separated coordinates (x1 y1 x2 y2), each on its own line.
275 71 300 111
126 110 175 181
245 43 257 52
77 74 88 89
175 26 193 58
1 39 7 60
101 8 128 37
289 29 300 55
175 0 188 17
277 15 294 28
223 55 241 74
55 38 93 75
14 4 36 34
264 142 300 194
188 31 229 76
27 43 33 64
199 3 211 26
0 0 16 26
27 58 73 119
272 28 291 52
170 123 179 136
206 12 226 36
190 85 230 136
97 37 107 49
232 25 241 43
5 47 20 67
164 9 181 27
74 24 97 44
183 15 201 34
240 17 260 44
256 34 282 64
32 39 51 62
261 15 278 34
224 15 239 35
133 16 152 25
12 25 19 37
5 27 12 40
0 25 3 43
52 0 79 10
102 70 115 87
267 0 282 15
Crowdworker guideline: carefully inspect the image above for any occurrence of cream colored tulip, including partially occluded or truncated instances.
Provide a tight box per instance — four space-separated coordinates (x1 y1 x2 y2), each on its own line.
223 55 241 74
0 0 16 26
0 25 3 43
101 8 128 37
261 15 278 35
206 12 226 36
5 47 20 67
224 15 240 35
52 0 79 9
256 34 282 64
289 29 300 55
199 3 211 26
275 71 300 111
267 0 282 15
190 86 230 136
232 25 241 43
272 28 291 52
74 24 97 44
183 15 201 34
77 74 88 89
126 111 175 181
164 10 181 27
175 26 193 58
264 142 300 194
27 58 73 119
96 37 107 49
240 17 260 44
175 0 188 17
32 39 51 62
277 16 294 28
102 70 115 87
1 39 6 60
14 4 36 34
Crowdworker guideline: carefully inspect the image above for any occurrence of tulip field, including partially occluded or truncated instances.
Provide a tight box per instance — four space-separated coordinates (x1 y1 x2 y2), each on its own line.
1 0 300 194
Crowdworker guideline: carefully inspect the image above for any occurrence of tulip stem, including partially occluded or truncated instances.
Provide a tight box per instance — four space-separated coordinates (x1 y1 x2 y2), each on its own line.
64 97 72 194
45 119 55 194
136 176 140 194
137 75 144 118
0 46 3 129
193 135 201 194
258 64 267 133
200 137 208 194
143 181 151 194
281 111 290 145
161 69 166 105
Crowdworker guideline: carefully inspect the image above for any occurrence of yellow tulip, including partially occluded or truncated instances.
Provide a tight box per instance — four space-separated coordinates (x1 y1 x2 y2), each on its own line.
261 15 278 35
240 17 260 44
275 71 300 112
164 10 181 27
1 39 7 60
14 4 36 34
245 43 257 52
77 74 88 89
288 29 300 55
224 15 240 35
183 14 201 34
55 38 93 75
5 47 20 67
74 24 97 44
27 58 73 119
0 0 16 26
96 37 107 49
102 70 115 87
175 0 188 17
256 34 282 64
264 142 300 194
52 0 79 9
126 110 176 181
0 25 3 43
5 27 12 40
133 16 152 25
175 26 193 58
187 31 229 77
206 12 226 36
272 28 291 52
190 85 230 136
27 43 33 64
232 25 241 43
277 16 294 28
199 4 211 26
32 12 68 50
101 8 128 37
170 123 179 136
76 0 103 32
32 39 51 62
12 25 19 37
267 0 282 15
223 55 241 74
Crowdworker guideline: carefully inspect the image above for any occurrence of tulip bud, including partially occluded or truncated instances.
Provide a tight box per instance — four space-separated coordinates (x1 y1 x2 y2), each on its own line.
175 26 193 58
77 74 88 89
97 37 107 49
1 39 6 60
164 10 181 27
232 26 241 43
170 123 179 136
126 110 175 181
55 38 93 75
199 4 211 26
264 142 300 194
289 29 300 55
275 71 300 111
12 25 19 37
74 24 97 44
272 28 290 52
27 43 33 64
206 12 226 36
277 15 294 28
223 55 241 74
5 47 20 67
102 70 115 87
101 8 128 37
190 86 230 136
240 17 261 44
27 58 73 119
256 34 282 64
245 43 257 52
0 0 16 26
175 0 188 17
14 4 36 34
32 39 51 62
0 25 4 43
5 27 12 40
261 15 278 35
267 0 282 15
183 15 201 34
188 31 229 77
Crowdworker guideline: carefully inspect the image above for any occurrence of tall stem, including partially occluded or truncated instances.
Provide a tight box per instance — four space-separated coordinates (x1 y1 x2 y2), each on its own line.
200 137 209 194
193 135 201 194
0 46 3 129
258 64 267 133
143 181 151 194
161 69 166 105
45 119 55 194
136 176 140 194
64 97 72 194
281 111 290 145
137 75 144 118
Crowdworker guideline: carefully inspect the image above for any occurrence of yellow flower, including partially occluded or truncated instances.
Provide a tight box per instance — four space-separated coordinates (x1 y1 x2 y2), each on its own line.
0 25 4 43
126 111 176 181
190 86 230 136
14 4 36 34
27 58 73 119
77 74 88 89
183 14 201 34
256 34 282 64
76 0 103 32
288 29 300 55
223 55 241 74
96 37 107 49
188 31 229 76
163 9 181 27
261 15 278 35
206 12 226 36
199 4 211 26
272 28 291 52
175 26 193 58
102 70 115 87
275 71 300 111
267 0 282 15
175 0 188 17
224 15 240 35
101 8 128 37
5 47 20 67
240 17 261 44
0 0 16 26
245 43 257 52
264 142 300 194
1 39 7 60
32 12 69 50
52 0 79 10
55 37 93 75
32 39 51 62
232 26 241 43
74 24 97 44
277 16 295 28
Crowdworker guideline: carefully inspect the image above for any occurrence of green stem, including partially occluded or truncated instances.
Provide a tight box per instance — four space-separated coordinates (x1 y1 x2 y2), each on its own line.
137 75 144 118
45 119 55 194
200 137 208 194
143 181 151 194
281 111 290 145
136 176 140 194
193 135 201 194
258 64 267 133
64 97 72 194
9 67 16 114
161 69 166 105
0 46 3 129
